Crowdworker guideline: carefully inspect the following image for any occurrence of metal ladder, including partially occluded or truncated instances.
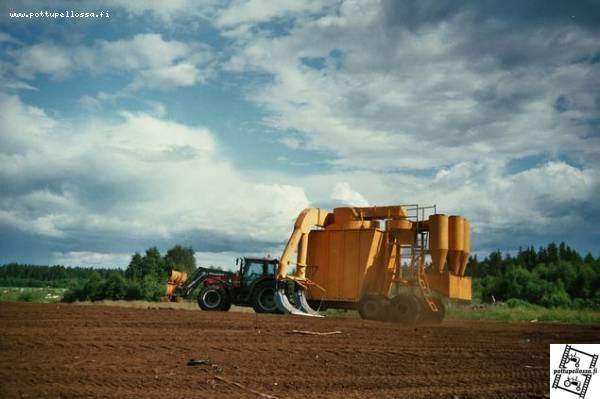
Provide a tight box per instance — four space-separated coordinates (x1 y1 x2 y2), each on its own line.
416 230 438 313
402 204 438 313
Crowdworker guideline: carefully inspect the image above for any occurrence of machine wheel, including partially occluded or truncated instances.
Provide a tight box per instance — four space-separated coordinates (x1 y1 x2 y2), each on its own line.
388 294 420 323
198 286 230 311
565 380 571 387
252 281 281 314
419 297 445 323
358 295 388 321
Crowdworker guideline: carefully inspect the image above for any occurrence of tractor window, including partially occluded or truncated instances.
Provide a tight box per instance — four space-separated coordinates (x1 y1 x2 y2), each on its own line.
244 261 266 280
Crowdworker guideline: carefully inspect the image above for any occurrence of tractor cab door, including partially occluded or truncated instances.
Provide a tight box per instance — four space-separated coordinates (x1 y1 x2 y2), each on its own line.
239 259 276 299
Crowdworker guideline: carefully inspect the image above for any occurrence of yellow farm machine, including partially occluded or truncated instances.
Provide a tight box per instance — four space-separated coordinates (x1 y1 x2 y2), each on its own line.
167 204 472 322
274 205 471 322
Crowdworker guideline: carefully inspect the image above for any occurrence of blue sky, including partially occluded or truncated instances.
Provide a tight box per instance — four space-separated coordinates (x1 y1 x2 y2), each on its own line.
1 0 599 269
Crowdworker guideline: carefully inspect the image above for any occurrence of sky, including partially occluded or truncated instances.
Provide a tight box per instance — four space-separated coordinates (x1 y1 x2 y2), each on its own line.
0 0 599 270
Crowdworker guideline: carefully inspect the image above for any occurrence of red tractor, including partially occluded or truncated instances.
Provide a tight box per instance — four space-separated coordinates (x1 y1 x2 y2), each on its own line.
165 257 281 314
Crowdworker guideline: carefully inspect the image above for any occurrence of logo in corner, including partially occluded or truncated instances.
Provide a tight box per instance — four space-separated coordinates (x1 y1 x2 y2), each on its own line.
551 344 598 398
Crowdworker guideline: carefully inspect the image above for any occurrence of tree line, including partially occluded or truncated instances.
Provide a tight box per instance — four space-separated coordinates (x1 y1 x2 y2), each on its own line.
467 242 599 309
0 245 196 302
63 245 196 302
0 264 121 287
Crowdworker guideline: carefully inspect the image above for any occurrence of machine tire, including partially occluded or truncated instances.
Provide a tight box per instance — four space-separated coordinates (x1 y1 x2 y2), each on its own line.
251 281 281 314
419 297 445 323
197 286 229 311
388 294 420 323
358 295 388 321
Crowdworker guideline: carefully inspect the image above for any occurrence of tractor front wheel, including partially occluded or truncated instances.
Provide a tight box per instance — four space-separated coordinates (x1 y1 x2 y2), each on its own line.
388 294 421 323
252 281 281 314
198 286 230 311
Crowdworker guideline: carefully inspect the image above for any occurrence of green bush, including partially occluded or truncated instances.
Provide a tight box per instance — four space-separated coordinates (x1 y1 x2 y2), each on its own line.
124 280 143 300
17 291 34 302
141 275 164 301
540 284 571 308
82 272 105 301
61 288 79 303
62 279 90 302
103 273 128 300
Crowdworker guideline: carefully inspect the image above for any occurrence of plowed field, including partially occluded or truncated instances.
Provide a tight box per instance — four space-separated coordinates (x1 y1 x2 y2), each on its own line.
1 302 598 398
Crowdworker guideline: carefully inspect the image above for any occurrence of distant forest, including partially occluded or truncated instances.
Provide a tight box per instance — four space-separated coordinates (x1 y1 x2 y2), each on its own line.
0 242 598 308
0 263 121 288
468 242 599 308
0 245 196 302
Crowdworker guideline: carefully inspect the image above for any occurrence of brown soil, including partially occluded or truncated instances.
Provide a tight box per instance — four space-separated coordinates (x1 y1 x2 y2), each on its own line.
1 302 598 398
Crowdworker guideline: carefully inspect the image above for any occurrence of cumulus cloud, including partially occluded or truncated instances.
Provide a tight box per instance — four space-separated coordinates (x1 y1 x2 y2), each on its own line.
0 94 310 266
215 0 330 28
222 0 600 170
331 182 369 207
14 42 72 79
0 93 56 153
12 34 214 90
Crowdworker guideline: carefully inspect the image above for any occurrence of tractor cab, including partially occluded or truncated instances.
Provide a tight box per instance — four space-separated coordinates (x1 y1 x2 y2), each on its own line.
236 257 278 287
231 257 279 311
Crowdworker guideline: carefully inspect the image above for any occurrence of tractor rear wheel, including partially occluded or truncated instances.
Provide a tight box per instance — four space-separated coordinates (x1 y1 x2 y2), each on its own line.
197 286 230 311
388 294 420 323
358 294 388 321
251 281 281 314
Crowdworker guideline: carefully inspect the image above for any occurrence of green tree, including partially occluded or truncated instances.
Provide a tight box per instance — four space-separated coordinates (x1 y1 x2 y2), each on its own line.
125 253 144 281
164 245 196 274
83 272 105 301
583 253 595 264
142 247 165 278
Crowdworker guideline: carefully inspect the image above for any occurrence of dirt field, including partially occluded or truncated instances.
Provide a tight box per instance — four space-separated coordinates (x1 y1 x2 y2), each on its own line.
1 302 598 398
